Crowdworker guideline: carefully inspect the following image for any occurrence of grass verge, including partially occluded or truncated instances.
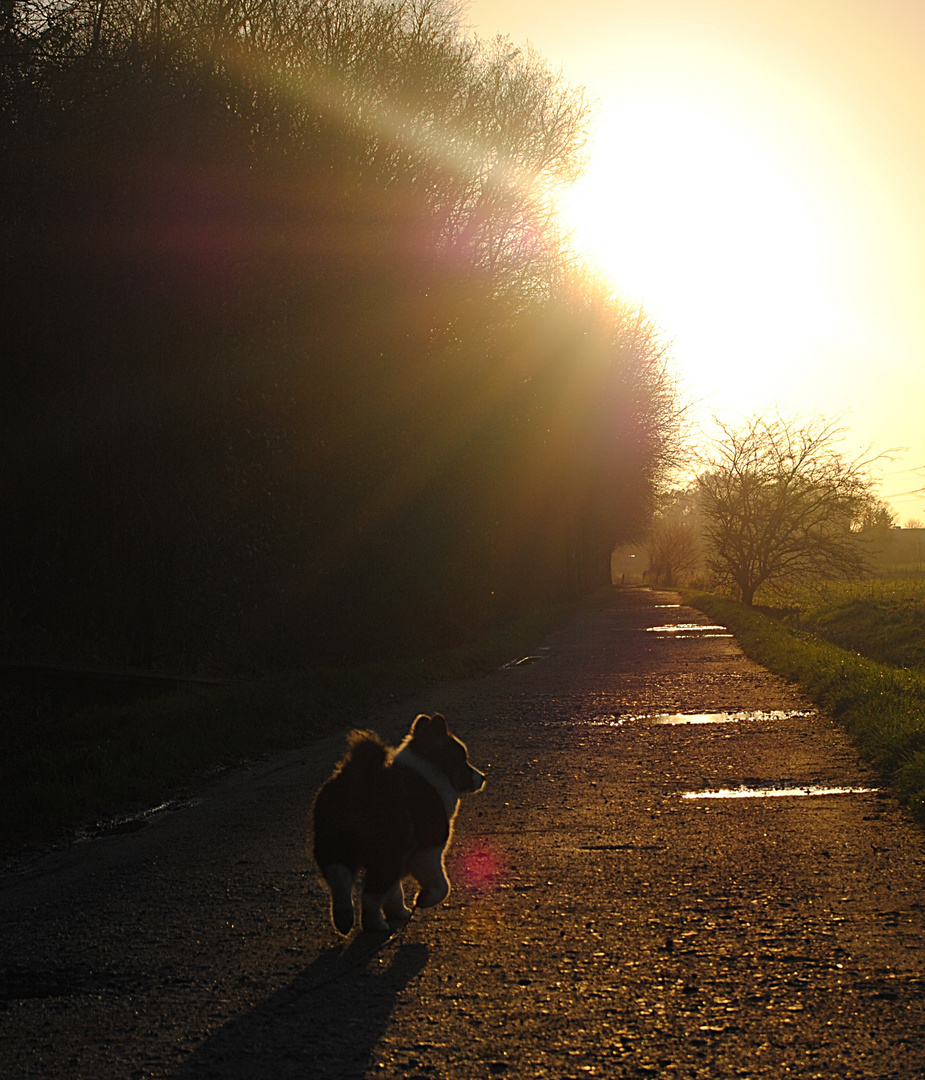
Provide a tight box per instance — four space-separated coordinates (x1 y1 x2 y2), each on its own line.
1 602 579 856
685 591 925 821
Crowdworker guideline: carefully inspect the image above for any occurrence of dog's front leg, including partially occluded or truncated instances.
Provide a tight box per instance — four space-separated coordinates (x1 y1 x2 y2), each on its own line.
382 879 413 926
408 847 450 908
360 889 391 933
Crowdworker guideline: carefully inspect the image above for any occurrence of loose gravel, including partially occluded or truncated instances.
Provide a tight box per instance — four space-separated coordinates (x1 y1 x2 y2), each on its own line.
2 588 924 1078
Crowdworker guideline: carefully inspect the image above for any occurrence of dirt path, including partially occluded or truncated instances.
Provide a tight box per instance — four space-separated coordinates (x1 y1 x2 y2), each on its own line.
2 588 925 1078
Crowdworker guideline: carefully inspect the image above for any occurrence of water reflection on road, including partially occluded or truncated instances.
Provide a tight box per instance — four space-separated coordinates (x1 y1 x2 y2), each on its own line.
579 710 814 727
682 783 879 800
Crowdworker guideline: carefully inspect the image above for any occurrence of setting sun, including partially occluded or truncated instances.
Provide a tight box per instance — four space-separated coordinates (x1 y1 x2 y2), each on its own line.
559 95 844 400
465 0 925 519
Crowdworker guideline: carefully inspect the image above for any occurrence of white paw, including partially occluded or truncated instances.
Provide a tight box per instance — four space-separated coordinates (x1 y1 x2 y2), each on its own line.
416 879 450 908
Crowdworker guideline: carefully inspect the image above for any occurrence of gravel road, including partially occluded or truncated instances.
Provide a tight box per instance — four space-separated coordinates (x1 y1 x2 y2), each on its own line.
2 587 924 1079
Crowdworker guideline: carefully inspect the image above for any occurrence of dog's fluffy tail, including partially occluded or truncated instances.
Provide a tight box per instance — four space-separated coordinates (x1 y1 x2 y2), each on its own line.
343 729 389 777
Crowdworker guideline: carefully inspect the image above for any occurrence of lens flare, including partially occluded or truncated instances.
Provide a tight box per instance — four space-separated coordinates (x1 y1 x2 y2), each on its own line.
453 840 507 893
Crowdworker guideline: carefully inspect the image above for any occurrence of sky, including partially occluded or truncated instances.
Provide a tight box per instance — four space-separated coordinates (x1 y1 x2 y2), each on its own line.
464 0 925 522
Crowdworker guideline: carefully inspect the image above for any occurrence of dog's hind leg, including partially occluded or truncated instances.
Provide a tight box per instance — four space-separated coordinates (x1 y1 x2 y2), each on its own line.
408 847 450 908
322 864 356 935
382 879 413 926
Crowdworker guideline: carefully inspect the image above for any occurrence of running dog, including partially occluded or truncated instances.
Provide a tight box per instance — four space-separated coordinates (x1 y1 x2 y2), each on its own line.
312 713 485 934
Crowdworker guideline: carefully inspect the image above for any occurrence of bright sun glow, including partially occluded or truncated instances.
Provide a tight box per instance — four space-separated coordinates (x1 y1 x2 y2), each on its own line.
560 96 847 405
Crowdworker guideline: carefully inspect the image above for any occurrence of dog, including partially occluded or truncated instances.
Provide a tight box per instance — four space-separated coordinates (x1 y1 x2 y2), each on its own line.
312 713 485 935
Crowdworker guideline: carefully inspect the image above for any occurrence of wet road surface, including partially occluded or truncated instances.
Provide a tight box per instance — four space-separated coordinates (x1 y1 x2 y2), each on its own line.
2 588 924 1078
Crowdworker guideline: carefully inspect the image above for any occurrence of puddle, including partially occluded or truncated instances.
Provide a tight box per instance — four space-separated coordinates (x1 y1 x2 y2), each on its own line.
578 710 812 727
654 604 681 609
681 784 878 800
647 623 733 638
649 710 812 725
75 797 203 841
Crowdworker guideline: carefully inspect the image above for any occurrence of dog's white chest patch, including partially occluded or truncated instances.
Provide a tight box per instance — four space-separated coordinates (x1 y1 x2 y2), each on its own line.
393 748 458 817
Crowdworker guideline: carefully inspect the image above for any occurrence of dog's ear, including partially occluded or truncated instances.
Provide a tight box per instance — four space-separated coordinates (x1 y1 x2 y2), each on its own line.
410 713 431 736
410 713 448 739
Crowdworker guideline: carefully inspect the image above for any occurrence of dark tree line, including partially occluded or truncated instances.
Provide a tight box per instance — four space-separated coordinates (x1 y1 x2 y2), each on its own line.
1 0 679 673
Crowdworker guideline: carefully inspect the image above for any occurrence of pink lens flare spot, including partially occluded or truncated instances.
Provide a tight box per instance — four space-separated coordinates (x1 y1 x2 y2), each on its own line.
454 840 507 892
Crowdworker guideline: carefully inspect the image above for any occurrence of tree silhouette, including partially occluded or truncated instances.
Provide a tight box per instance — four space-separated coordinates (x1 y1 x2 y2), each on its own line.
1 0 680 671
698 414 883 605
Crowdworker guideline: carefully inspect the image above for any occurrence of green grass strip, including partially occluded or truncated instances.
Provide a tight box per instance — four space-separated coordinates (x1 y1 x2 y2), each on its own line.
685 591 925 821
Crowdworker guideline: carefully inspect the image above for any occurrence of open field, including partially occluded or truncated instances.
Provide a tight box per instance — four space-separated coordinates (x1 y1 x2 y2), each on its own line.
764 578 925 670
686 586 925 820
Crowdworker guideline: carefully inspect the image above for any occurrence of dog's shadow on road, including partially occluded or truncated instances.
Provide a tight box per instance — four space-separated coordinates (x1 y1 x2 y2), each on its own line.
170 936 429 1079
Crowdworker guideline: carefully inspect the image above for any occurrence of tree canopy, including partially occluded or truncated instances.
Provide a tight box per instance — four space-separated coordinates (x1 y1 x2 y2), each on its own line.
1 0 680 671
698 414 885 605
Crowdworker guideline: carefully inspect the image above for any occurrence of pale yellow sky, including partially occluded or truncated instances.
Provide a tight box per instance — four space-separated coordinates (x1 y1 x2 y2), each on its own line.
464 0 925 521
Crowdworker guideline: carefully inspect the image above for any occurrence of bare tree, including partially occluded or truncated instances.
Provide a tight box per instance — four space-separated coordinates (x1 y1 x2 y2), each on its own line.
698 413 884 605
649 486 702 587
